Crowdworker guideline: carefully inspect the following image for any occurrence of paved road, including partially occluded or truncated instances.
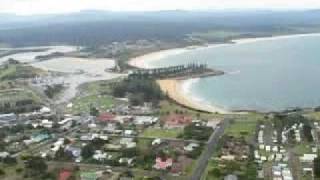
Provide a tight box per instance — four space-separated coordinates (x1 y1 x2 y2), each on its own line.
190 119 229 180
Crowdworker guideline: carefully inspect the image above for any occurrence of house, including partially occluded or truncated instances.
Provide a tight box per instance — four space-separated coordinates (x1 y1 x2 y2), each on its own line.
206 120 220 129
103 124 122 134
120 138 136 148
163 114 192 128
51 138 65 152
88 123 97 129
119 158 135 166
104 144 122 151
124 130 136 136
184 143 199 152
93 150 107 161
114 116 133 124
40 107 51 114
59 169 72 180
134 116 158 125
0 152 9 158
97 113 116 123
152 138 162 146
41 119 53 128
220 155 236 161
153 157 173 170
224 174 238 180
58 118 73 126
300 154 317 162
80 135 93 141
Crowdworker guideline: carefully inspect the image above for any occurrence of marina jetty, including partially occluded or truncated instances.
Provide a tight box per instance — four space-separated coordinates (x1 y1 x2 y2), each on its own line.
128 63 224 80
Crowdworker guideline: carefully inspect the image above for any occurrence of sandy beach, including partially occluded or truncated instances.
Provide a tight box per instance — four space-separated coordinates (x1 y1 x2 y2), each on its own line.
129 33 320 114
157 79 229 114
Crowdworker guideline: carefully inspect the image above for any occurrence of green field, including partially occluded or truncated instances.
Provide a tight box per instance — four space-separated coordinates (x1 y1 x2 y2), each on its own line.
69 79 124 114
141 128 183 139
71 94 114 113
0 64 45 80
0 89 41 104
159 100 224 120
225 114 262 140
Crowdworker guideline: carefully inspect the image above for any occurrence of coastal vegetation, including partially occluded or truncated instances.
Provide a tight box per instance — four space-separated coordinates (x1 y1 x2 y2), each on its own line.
0 88 41 113
0 61 45 81
44 84 64 99
112 78 164 106
180 123 213 141
314 156 320 178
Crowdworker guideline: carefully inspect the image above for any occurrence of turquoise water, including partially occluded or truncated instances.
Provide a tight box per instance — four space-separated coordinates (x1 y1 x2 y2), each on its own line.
150 35 320 112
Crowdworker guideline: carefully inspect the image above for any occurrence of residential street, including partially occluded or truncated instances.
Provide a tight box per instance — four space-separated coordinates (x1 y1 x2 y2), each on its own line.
190 119 229 180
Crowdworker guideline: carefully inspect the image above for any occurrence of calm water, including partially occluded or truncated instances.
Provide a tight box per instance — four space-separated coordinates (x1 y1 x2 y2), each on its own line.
149 35 320 112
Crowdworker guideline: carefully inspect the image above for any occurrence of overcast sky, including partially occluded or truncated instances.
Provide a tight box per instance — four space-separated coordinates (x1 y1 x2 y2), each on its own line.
1 0 320 15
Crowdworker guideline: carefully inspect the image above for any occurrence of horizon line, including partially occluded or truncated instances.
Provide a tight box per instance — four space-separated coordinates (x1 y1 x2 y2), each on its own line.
1 8 320 16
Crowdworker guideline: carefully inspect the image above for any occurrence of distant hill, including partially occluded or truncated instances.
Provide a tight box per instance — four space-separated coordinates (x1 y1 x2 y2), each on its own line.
1 10 320 46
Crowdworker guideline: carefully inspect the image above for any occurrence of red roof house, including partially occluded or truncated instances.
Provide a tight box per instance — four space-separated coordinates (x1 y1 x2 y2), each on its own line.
97 113 116 123
164 114 192 128
59 169 72 180
153 157 173 170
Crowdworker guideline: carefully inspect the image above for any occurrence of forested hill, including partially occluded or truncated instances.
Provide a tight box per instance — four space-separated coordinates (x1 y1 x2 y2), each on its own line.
1 10 320 46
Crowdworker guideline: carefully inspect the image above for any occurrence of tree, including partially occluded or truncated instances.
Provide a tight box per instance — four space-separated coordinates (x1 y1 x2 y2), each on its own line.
303 124 313 142
209 168 221 178
0 169 5 176
3 156 17 165
314 156 320 178
90 106 99 116
25 156 48 176
55 147 73 161
81 144 94 159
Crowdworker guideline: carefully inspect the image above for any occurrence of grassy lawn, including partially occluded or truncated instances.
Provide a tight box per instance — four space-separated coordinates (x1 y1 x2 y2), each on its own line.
225 120 257 140
184 160 196 175
304 111 320 121
141 128 183 139
0 88 42 108
159 100 224 120
71 94 114 113
137 139 152 150
202 159 219 180
293 143 313 155
69 79 124 114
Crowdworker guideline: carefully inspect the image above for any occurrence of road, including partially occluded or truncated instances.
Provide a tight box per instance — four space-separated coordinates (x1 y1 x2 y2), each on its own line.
190 119 229 180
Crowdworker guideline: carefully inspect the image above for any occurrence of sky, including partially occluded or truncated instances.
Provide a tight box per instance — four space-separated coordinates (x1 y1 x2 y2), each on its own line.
1 0 320 15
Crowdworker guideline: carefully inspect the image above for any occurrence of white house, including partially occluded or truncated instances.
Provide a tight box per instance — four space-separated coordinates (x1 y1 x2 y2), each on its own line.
300 154 317 163
184 143 199 152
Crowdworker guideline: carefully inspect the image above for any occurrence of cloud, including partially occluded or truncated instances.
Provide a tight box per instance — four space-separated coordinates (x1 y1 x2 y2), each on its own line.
1 0 320 15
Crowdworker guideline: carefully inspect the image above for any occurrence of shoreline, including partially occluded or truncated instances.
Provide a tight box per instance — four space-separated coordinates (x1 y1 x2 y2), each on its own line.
128 32 320 69
157 79 230 114
129 32 320 114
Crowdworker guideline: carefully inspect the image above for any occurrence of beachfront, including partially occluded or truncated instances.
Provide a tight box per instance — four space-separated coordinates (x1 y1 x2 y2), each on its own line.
157 79 229 114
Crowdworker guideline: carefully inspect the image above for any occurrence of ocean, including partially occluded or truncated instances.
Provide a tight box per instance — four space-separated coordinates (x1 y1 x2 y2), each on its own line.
147 34 320 112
